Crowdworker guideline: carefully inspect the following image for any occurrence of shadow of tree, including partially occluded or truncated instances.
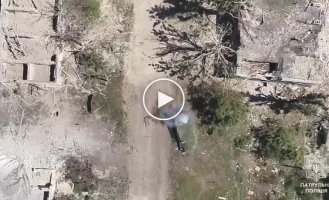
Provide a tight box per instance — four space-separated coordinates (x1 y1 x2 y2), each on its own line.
249 93 328 115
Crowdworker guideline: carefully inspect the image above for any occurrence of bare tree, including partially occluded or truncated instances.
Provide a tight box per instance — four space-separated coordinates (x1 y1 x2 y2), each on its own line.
52 0 101 47
151 17 236 80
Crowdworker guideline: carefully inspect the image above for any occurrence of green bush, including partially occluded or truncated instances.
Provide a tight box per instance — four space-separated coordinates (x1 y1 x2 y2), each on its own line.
84 0 101 20
216 91 248 126
251 119 304 165
283 169 319 200
233 134 251 149
188 82 248 130
294 93 327 115
65 0 101 21
272 93 327 115
64 157 96 195
76 51 112 85
296 103 318 116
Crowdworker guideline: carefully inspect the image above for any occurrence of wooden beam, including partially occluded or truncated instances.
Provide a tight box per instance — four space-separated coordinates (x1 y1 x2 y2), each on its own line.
235 75 321 87
2 60 55 66
6 35 38 39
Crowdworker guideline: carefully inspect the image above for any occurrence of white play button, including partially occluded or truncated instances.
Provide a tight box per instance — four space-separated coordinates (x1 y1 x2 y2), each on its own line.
143 78 185 121
158 91 174 108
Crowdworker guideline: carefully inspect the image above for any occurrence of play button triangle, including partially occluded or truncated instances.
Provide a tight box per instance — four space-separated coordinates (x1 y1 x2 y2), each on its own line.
158 91 174 108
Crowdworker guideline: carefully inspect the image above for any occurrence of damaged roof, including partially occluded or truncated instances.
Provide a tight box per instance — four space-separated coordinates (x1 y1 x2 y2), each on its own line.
237 0 328 81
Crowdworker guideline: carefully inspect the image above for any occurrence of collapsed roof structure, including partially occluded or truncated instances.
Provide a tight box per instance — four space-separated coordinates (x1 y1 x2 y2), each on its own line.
237 0 328 86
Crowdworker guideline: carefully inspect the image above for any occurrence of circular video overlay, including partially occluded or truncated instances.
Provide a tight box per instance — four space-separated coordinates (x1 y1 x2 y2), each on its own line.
143 78 185 121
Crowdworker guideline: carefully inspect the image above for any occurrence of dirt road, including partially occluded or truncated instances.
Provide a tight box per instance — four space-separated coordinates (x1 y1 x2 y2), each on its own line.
125 0 171 199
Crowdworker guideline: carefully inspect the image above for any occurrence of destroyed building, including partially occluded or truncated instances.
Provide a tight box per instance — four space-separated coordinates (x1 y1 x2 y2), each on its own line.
0 0 62 88
0 0 62 199
237 0 328 86
31 168 56 200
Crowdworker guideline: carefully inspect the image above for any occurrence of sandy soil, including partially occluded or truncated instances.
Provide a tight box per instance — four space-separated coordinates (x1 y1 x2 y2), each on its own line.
125 0 171 199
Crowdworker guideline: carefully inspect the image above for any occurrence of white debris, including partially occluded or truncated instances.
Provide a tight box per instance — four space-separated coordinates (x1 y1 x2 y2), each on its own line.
0 156 30 199
255 166 261 172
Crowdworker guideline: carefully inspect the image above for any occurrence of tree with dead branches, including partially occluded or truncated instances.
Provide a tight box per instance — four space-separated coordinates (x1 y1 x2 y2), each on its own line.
150 18 236 80
52 0 101 46
208 0 251 15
